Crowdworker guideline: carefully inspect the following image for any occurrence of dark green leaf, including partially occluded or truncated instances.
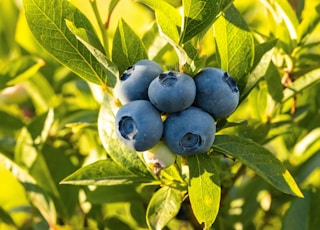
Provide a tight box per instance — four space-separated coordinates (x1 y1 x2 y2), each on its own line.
282 190 309 230
0 111 24 132
0 207 17 227
98 94 154 178
213 135 303 197
181 0 228 43
112 19 148 74
86 185 142 204
187 153 221 228
214 4 254 92
241 44 275 102
65 20 118 88
61 159 154 186
146 186 182 230
265 61 284 102
24 0 107 86
0 56 44 90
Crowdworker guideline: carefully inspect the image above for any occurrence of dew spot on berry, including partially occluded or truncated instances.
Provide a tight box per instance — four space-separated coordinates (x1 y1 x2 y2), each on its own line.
119 116 137 140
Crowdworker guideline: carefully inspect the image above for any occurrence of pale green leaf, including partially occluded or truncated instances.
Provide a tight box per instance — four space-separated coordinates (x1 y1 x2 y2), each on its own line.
298 4 320 43
213 135 304 197
23 0 108 86
0 153 56 226
214 4 254 92
146 186 182 230
112 19 148 74
135 0 181 45
188 154 221 229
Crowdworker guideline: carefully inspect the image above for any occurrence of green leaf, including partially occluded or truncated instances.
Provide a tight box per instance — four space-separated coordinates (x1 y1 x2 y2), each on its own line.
155 9 180 44
0 56 44 90
214 4 254 93
282 68 320 102
265 61 284 102
181 0 228 43
213 135 304 197
86 185 142 204
146 186 182 230
0 153 56 227
274 0 299 41
187 154 221 229
282 189 309 230
0 111 24 132
98 93 154 179
241 42 276 102
65 20 118 88
298 4 320 43
136 0 181 44
61 159 154 186
112 19 148 74
23 0 108 86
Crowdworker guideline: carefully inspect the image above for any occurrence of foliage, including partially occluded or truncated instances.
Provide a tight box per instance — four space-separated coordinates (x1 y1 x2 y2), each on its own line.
1 0 320 229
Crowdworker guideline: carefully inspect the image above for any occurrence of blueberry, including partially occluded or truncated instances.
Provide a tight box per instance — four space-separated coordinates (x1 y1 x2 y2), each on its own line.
148 71 196 113
115 100 163 151
194 68 239 119
114 59 163 104
163 106 216 155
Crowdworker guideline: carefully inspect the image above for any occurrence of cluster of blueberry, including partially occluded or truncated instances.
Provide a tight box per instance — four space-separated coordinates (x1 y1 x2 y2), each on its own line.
114 60 239 156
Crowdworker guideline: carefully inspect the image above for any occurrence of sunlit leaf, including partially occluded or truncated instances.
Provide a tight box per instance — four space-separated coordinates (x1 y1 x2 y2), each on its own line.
214 4 254 92
66 20 118 88
298 4 320 43
112 19 148 74
181 0 229 43
146 186 182 230
24 0 108 86
188 153 221 228
213 135 303 197
0 153 56 227
135 0 181 45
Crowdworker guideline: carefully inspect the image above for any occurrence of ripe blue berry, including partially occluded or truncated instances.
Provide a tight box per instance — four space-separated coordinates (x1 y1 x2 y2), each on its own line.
163 106 216 155
148 71 196 113
194 68 239 119
115 100 163 151
115 59 163 104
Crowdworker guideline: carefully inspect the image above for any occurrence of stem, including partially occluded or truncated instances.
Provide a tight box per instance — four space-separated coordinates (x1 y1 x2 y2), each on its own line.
90 0 109 56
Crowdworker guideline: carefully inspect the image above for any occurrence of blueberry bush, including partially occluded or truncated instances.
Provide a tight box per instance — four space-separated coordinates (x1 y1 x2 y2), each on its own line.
1 0 320 229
